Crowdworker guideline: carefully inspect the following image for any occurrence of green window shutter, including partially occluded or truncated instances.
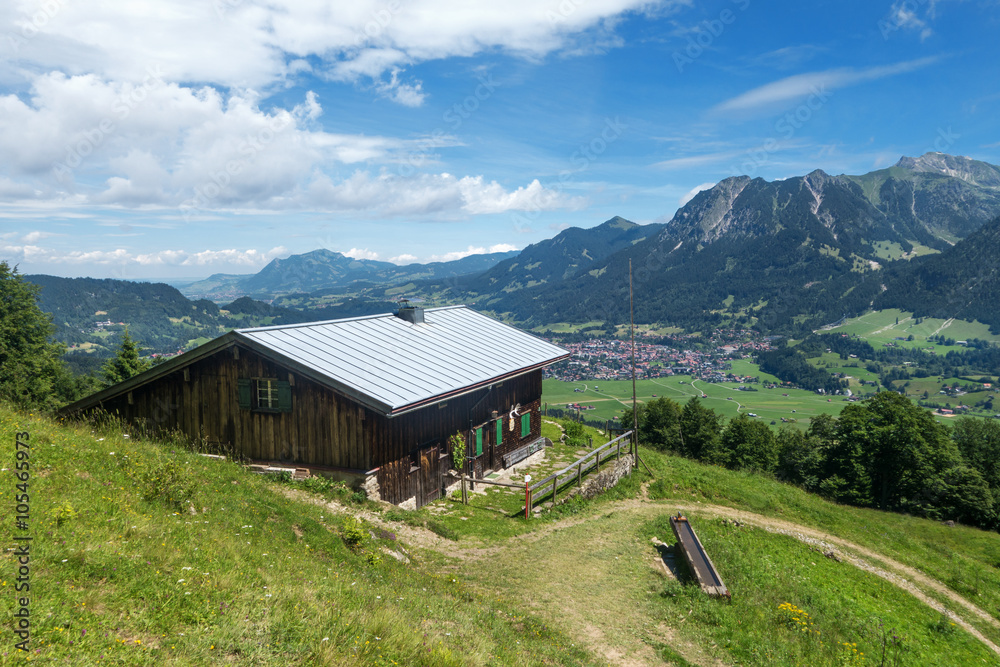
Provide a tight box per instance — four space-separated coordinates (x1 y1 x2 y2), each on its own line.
277 381 292 412
475 427 483 456
521 412 530 438
496 419 503 448
237 378 251 410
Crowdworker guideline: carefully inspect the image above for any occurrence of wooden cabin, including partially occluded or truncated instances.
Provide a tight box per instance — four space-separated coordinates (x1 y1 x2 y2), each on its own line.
59 305 569 508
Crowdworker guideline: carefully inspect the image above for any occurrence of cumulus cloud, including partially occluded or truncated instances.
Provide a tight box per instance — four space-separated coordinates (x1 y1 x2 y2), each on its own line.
0 0 666 224
342 247 380 260
428 243 519 262
388 253 418 264
3 0 679 94
302 171 575 217
0 243 287 268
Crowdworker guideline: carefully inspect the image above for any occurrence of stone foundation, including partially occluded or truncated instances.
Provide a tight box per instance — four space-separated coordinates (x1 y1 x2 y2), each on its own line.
578 454 634 500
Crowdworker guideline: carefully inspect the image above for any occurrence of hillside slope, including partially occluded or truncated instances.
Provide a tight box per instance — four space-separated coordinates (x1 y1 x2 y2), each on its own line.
5 407 998 665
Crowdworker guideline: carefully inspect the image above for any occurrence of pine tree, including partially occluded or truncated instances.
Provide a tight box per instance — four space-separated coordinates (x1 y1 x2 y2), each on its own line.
0 261 67 409
101 328 151 388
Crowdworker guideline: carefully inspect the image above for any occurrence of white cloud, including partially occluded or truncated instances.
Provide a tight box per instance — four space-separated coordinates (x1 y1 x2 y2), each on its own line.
0 0 672 225
887 0 935 40
388 253 418 265
303 171 576 217
3 0 680 94
712 57 939 115
653 151 746 170
21 230 56 242
427 243 519 262
1 243 287 268
342 247 380 261
679 182 716 206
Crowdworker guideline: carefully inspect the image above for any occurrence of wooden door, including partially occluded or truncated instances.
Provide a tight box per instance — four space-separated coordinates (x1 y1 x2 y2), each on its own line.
418 444 441 507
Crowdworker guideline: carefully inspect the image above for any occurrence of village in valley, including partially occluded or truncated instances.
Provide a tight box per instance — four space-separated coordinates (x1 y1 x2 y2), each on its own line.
542 328 773 384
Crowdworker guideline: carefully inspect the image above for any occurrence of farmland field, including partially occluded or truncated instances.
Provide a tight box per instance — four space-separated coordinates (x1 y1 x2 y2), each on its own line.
543 369 850 427
820 309 1000 351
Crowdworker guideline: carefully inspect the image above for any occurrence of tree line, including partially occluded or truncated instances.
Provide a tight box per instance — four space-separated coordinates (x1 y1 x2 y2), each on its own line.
628 393 999 530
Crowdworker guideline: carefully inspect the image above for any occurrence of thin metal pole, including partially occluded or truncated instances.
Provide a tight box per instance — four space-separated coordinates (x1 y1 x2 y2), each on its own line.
630 259 639 465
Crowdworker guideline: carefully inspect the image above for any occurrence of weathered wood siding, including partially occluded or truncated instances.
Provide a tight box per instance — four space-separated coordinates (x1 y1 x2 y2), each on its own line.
84 342 546 507
89 344 368 470
372 370 544 505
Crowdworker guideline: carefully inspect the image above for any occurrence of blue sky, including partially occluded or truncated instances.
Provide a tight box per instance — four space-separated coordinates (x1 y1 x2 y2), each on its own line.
1 0 998 279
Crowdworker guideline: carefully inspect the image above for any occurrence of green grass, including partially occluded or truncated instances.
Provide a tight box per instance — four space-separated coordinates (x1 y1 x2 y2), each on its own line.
0 408 594 666
544 375 852 427
824 311 1000 345
641 516 992 666
640 451 1000 643
5 406 999 665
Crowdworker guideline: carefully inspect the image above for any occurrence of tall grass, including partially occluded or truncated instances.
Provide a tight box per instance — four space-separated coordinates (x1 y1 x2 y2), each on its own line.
0 407 594 665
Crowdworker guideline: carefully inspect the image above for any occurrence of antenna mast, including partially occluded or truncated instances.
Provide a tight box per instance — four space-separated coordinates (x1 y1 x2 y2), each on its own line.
630 260 638 462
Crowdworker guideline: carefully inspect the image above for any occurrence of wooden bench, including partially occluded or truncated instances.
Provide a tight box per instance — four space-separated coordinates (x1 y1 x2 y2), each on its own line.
502 437 549 468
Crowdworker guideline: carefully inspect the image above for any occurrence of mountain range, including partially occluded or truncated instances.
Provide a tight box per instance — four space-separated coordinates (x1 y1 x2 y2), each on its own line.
25 152 1000 364
181 249 518 299
470 153 1000 331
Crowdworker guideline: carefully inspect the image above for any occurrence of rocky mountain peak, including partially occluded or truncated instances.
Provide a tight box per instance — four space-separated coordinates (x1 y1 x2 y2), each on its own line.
895 152 1000 188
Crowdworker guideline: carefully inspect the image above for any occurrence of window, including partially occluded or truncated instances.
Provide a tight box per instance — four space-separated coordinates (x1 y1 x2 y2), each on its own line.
238 378 291 412
521 412 531 438
258 379 280 409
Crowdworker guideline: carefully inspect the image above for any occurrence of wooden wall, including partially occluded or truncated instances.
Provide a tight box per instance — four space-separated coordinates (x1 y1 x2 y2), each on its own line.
91 344 368 470
87 342 546 507
372 370 544 505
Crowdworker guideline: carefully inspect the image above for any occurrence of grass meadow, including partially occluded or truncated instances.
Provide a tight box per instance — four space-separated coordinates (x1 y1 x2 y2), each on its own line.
2 407 998 665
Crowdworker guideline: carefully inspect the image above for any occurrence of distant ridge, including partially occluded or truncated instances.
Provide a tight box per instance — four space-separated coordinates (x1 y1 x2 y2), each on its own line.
181 248 518 299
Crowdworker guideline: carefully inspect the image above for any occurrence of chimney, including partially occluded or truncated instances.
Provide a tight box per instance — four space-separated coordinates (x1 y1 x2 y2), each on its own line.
395 301 424 324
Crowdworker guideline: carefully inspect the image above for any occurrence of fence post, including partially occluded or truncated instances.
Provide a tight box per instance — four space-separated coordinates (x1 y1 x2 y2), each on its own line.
596 450 601 474
552 476 557 505
461 474 467 505
525 481 529 519
577 462 582 487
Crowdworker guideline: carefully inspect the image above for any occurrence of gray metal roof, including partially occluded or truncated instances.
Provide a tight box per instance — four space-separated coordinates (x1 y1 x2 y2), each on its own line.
235 305 568 415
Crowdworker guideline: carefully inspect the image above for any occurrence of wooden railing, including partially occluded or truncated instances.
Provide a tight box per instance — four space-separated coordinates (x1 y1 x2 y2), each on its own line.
525 431 632 514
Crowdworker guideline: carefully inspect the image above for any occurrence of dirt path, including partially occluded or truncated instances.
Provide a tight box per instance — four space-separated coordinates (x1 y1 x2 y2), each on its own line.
279 486 1000 664
658 502 1000 657
931 317 955 337
872 316 912 335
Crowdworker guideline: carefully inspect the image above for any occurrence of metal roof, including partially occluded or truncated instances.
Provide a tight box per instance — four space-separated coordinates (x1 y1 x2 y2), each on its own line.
235 305 568 415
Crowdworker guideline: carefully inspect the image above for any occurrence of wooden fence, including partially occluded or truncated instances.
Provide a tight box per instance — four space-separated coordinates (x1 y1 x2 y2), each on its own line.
525 431 632 514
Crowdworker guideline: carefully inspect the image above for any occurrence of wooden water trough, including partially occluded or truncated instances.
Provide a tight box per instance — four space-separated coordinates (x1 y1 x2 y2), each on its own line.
670 514 730 599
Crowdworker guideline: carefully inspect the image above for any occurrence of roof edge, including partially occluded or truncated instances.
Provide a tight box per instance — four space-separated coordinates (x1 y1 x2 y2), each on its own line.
58 332 240 415
235 304 469 334
387 352 570 417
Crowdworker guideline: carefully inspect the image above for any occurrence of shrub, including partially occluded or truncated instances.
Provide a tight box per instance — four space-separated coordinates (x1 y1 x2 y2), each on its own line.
119 451 196 511
341 516 368 549
51 502 77 527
